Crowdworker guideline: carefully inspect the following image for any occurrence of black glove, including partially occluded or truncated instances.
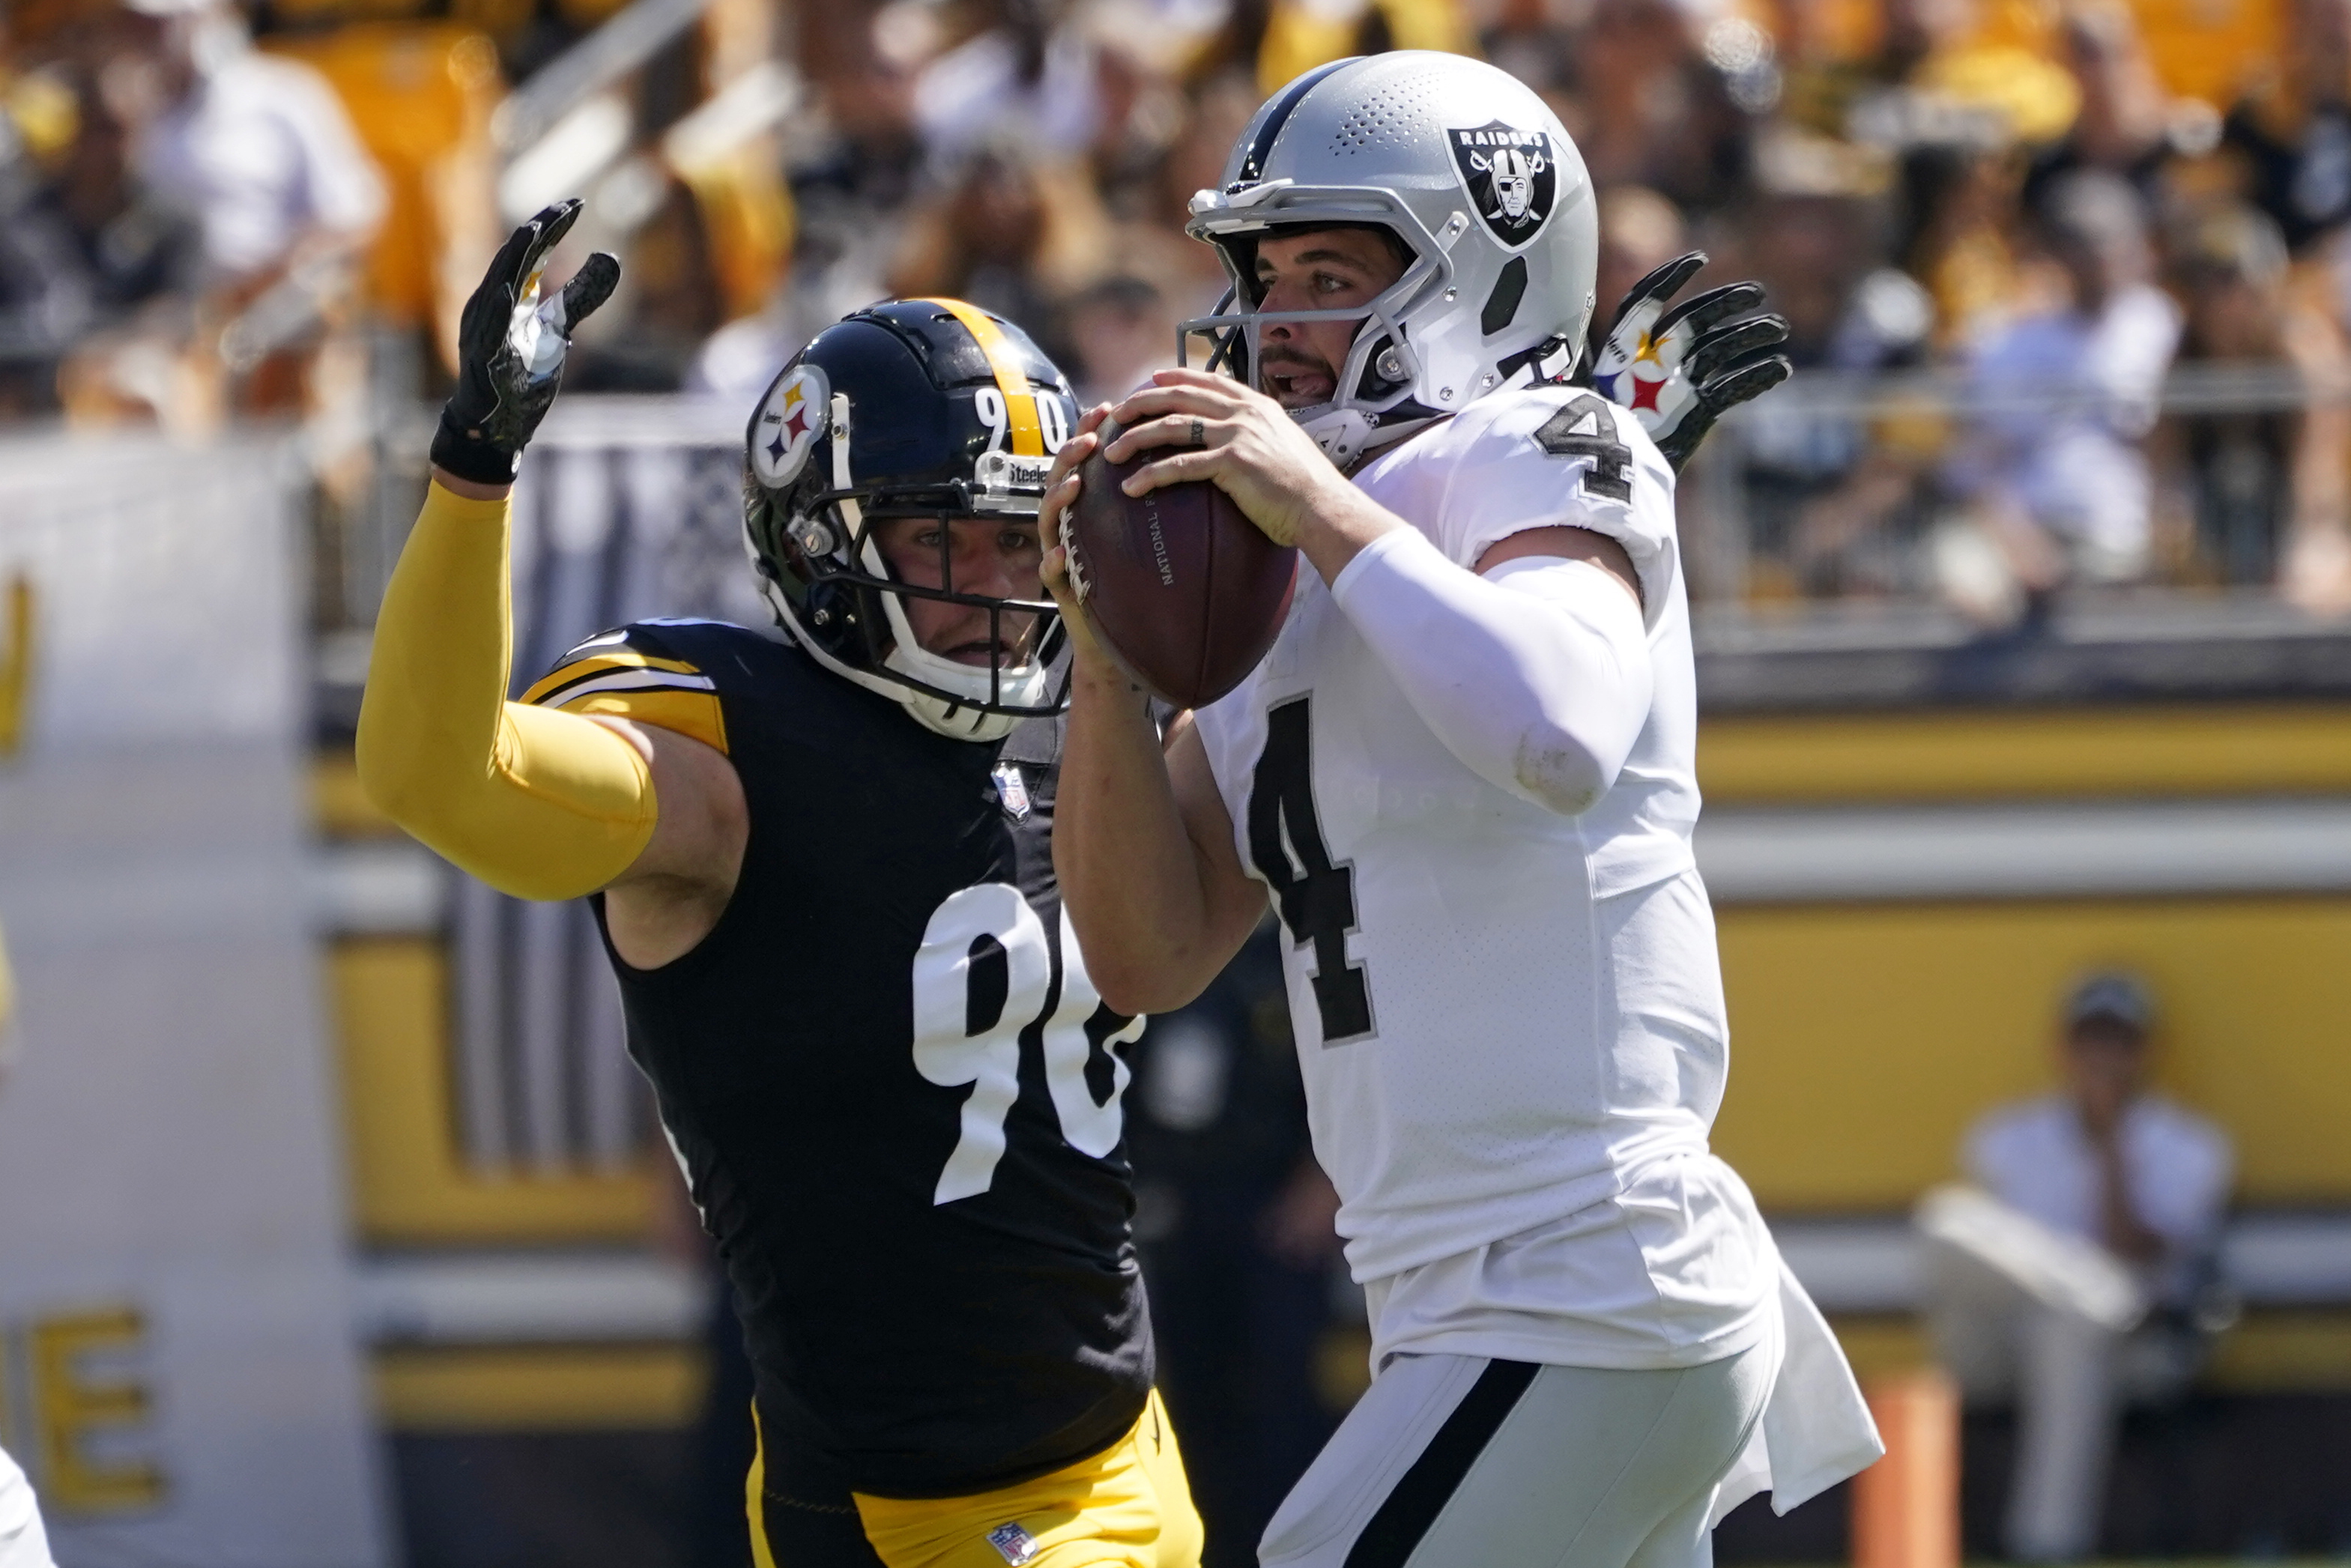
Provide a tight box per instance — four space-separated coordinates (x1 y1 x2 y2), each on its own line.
430 199 622 486
1590 251 1792 472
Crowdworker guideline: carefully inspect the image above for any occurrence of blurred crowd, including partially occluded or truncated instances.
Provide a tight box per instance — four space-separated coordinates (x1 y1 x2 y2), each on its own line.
9 0 2351 617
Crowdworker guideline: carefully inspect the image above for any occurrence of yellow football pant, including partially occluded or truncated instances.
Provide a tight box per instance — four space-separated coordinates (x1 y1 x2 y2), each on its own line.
753 1390 1203 1568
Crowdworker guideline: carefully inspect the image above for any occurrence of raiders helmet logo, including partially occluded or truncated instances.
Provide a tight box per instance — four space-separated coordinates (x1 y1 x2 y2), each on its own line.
751 363 830 489
1450 122 1557 247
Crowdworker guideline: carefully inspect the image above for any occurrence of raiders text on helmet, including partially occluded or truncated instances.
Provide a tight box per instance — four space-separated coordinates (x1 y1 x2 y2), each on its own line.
1182 53 1600 465
742 299 1079 742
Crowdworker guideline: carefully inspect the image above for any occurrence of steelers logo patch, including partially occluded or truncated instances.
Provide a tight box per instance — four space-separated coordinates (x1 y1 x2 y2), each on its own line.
1449 121 1558 248
751 363 830 489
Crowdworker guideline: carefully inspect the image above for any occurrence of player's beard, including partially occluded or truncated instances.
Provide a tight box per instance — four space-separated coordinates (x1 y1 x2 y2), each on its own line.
1259 343 1339 408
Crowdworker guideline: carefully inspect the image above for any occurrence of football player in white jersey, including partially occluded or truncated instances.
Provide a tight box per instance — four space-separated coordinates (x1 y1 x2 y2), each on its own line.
1041 54 1883 1568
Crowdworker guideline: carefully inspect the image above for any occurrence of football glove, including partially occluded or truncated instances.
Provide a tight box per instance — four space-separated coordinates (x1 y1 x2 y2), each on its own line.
429 199 622 486
1591 252 1792 473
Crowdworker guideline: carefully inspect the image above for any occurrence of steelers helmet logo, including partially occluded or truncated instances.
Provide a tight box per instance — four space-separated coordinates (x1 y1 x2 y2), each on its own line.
751 363 830 489
1449 122 1557 248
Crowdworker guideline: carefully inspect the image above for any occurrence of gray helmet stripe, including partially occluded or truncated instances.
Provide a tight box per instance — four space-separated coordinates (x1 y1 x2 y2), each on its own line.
1232 56 1361 188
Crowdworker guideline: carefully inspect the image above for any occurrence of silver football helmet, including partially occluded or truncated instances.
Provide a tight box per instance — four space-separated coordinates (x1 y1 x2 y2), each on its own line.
1183 53 1600 466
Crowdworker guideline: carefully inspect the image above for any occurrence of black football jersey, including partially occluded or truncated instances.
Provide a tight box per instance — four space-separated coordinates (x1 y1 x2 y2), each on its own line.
522 619 1152 1501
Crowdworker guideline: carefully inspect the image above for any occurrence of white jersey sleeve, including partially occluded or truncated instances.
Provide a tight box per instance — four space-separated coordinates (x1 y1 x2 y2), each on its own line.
1368 387 1680 629
1326 530 1653 814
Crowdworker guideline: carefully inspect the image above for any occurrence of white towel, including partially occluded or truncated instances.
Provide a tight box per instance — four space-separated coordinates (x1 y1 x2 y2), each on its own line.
1709 1241 1886 1525
0 1444 55 1568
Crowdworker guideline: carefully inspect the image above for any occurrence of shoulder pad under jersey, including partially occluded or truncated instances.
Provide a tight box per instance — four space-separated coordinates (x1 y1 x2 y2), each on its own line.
523 623 730 756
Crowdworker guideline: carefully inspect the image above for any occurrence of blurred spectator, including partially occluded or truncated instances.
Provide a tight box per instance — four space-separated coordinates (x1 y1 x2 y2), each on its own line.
0 27 201 415
52 0 384 426
2022 0 2193 217
1849 0 2080 150
1916 972 2233 1563
1126 924 1351 1568
1821 0 2078 350
1734 190 1941 596
0 64 95 411
1941 171 2179 625
1895 133 2030 351
2224 0 2351 255
44 51 199 313
2156 202 2351 607
692 22 928 402
902 0 1103 168
569 172 727 393
111 0 384 290
804 4 924 210
1536 0 1761 215
1257 0 1474 100
1060 273 1176 404
1119 66 1262 315
1762 193 1934 375
888 136 1110 357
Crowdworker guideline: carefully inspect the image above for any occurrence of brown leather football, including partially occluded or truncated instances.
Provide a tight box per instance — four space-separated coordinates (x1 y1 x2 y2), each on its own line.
1061 423 1299 709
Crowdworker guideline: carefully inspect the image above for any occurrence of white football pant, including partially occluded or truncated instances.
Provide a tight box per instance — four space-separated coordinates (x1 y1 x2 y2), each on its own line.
1261 1344 1770 1568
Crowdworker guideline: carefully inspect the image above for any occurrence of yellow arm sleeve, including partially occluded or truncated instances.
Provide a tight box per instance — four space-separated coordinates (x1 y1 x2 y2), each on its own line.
355 481 659 902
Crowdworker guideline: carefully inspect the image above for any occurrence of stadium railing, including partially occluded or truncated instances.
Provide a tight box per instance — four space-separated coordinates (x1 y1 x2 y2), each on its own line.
1689 360 2351 622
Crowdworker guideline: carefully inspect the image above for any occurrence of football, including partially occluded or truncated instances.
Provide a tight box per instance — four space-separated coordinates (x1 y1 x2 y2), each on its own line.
1060 423 1299 709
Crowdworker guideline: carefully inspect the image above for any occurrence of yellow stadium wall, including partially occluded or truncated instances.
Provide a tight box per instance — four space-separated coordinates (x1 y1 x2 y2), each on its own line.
1713 895 2351 1211
1699 702 2351 1212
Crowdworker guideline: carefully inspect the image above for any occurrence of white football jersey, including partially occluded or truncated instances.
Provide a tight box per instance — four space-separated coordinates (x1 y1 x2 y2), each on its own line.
1192 385 1774 1366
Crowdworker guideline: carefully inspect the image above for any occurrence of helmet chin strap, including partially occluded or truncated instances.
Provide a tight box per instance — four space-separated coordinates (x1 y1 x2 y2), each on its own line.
762 570 1023 742
829 393 862 543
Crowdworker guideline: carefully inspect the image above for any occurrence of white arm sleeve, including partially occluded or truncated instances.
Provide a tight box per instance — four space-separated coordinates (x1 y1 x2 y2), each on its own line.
1328 526 1652 816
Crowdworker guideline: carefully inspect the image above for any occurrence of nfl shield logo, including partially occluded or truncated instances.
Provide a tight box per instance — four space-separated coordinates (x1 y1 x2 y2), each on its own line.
992 763 1032 822
1449 121 1558 248
986 1522 1040 1564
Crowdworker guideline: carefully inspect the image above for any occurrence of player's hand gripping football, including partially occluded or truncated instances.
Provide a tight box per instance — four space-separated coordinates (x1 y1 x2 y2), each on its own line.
1095 369 1350 547
429 199 622 486
1591 252 1791 473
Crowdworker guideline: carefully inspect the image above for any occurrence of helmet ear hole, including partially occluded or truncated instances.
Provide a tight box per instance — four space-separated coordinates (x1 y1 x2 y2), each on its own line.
1359 336 1409 400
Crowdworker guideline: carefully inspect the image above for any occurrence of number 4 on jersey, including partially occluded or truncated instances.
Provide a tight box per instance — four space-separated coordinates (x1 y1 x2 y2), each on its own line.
1536 392 1633 503
1248 697 1376 1044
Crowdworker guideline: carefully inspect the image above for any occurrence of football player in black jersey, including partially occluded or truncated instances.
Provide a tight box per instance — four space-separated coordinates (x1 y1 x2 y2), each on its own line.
358 202 1198 1568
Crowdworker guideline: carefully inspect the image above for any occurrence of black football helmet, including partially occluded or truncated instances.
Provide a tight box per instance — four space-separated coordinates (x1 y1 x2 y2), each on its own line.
742 299 1080 741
